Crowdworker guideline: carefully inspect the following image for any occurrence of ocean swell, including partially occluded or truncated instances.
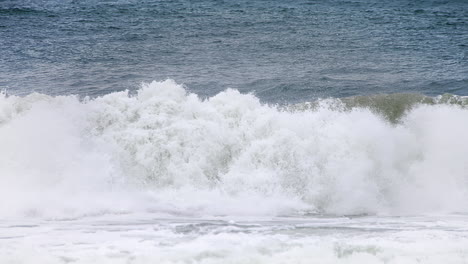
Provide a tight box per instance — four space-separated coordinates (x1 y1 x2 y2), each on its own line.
1 80 468 218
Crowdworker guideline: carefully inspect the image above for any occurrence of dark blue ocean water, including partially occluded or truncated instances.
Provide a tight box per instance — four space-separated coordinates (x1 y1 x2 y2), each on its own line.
1 0 467 103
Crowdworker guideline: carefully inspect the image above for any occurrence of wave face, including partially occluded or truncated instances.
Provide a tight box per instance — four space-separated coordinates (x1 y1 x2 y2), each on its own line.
1 80 468 219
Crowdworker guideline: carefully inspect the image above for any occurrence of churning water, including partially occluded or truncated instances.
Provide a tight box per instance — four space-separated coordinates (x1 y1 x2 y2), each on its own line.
1 0 468 263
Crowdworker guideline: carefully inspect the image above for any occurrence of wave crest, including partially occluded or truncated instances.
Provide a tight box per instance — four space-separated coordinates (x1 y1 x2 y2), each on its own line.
1 80 468 218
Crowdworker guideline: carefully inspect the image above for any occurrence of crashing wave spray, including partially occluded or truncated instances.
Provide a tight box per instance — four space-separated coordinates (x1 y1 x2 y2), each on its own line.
1 80 468 218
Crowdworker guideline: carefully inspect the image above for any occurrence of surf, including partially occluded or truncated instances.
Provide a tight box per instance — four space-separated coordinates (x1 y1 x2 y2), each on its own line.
1 79 468 219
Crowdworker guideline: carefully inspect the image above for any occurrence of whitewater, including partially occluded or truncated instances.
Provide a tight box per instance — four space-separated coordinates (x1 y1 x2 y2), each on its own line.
2 80 468 263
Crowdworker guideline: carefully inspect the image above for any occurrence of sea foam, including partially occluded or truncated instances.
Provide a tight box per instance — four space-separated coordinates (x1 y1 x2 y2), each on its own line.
1 80 468 219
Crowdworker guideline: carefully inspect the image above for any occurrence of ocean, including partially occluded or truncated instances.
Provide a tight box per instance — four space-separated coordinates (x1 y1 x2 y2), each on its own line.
1 0 468 263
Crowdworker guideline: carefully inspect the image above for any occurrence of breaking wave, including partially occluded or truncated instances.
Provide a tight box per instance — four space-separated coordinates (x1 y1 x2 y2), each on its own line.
1 80 468 219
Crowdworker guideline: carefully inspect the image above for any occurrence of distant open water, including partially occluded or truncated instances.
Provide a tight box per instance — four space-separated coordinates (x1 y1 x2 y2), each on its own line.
1 0 467 102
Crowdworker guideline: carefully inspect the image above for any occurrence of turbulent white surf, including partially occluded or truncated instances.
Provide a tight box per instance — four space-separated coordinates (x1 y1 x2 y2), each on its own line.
1 79 468 218
2 214 468 264
2 80 468 263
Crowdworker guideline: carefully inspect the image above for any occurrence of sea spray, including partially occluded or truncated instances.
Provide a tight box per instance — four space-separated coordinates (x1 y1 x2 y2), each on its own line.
1 80 468 219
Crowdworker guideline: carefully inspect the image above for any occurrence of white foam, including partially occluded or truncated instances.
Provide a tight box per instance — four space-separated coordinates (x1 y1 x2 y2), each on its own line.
1 80 468 218
1 216 468 264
